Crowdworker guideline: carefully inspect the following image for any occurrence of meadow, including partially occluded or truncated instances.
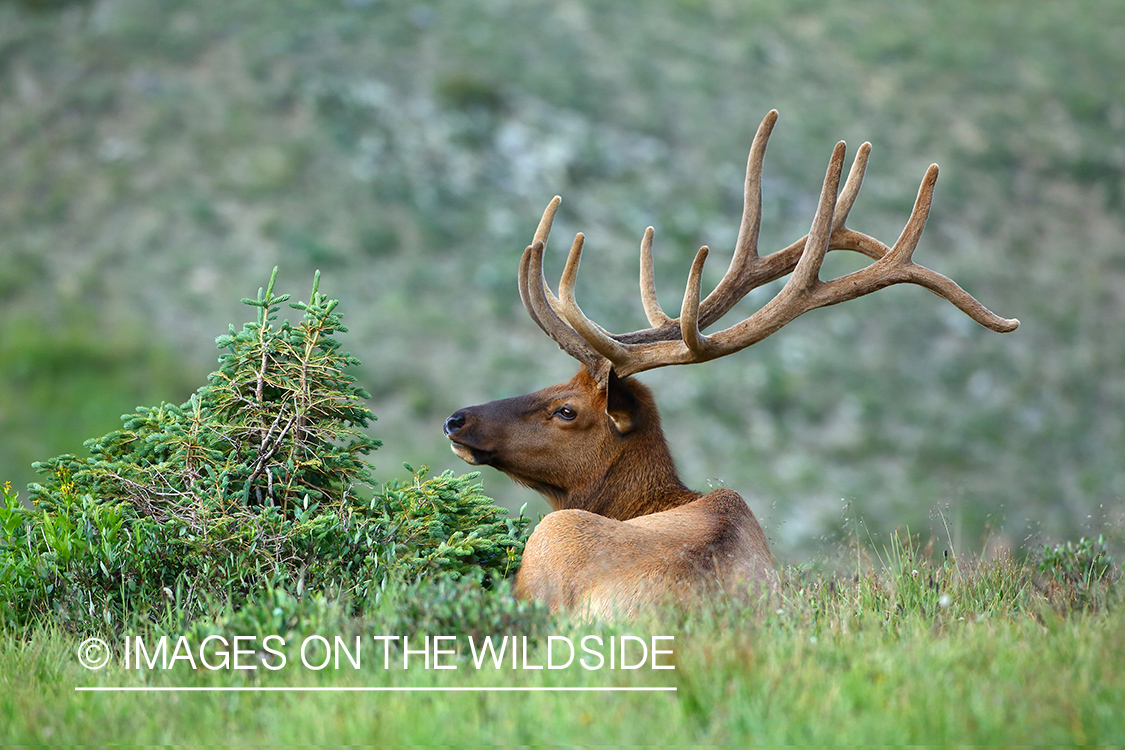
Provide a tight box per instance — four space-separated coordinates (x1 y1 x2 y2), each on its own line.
2 542 1121 745
3 0 1124 557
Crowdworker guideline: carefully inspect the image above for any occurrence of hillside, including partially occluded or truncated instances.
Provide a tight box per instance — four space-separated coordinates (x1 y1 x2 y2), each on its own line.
1 0 1122 559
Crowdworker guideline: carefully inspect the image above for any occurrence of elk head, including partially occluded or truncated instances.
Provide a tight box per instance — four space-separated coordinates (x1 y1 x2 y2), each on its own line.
445 366 694 520
446 109 1019 524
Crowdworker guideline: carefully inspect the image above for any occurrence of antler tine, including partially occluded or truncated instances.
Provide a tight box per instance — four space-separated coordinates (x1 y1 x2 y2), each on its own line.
791 160 933 307
833 142 871 232
639 226 673 326
519 239 609 374
530 196 566 313
699 109 778 321
680 246 711 356
732 109 777 262
518 243 551 336
557 232 632 364
905 269 1021 333
519 198 571 338
534 195 562 246
683 142 847 360
886 163 938 264
695 140 1019 357
791 141 847 290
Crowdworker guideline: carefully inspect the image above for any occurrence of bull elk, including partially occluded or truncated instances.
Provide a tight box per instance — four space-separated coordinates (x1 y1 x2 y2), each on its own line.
444 110 1018 620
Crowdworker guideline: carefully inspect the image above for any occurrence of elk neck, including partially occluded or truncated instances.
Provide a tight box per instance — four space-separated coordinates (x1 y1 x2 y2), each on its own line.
561 442 699 521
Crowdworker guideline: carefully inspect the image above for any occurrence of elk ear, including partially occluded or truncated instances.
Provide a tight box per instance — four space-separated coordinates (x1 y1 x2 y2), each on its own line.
605 369 643 436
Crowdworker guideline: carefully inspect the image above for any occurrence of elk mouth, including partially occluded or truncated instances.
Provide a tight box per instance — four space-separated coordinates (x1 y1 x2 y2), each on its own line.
447 437 494 467
444 408 500 467
448 437 563 501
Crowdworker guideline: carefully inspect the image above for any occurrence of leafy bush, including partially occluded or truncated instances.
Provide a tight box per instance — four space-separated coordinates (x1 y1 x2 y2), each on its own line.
180 575 551 662
1039 535 1116 584
380 574 549 645
1037 535 1118 612
0 271 530 633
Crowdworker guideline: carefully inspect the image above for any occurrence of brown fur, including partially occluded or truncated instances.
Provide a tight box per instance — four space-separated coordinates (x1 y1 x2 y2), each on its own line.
445 367 778 619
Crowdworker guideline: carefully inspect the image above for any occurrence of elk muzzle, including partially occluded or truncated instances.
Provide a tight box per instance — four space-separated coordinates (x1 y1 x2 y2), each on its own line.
443 407 492 466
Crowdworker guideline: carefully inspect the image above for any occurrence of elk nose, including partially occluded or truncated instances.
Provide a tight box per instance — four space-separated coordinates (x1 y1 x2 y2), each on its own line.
444 410 467 436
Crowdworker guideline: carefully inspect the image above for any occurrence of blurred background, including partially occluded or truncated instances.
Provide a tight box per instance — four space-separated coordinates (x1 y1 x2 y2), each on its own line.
1 0 1122 562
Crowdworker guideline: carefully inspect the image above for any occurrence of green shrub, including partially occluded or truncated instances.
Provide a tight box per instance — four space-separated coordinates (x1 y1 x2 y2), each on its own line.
180 575 551 661
381 574 550 644
29 268 378 515
0 270 530 633
1037 535 1117 612
1039 535 1116 584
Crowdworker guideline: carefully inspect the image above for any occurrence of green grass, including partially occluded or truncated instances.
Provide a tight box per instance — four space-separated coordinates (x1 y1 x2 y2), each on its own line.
3 0 1124 556
2 543 1120 746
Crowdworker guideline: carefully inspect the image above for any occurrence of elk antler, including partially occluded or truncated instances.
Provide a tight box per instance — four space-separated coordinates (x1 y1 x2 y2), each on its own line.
518 110 1019 386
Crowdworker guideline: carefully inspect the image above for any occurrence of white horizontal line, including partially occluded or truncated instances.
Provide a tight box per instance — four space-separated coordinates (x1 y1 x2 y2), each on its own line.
75 686 676 693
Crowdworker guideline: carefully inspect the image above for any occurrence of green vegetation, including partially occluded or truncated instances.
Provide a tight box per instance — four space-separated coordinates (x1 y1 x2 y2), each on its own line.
1 272 530 633
0 536 1120 745
29 267 380 515
0 248 1119 747
1 0 1121 559
1 2 1122 742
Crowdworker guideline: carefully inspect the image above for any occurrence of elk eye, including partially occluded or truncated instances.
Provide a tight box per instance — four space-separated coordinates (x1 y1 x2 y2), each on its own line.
553 406 577 421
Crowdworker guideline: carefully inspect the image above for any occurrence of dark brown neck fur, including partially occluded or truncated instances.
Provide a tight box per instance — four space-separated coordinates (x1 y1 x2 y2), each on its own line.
560 449 699 521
